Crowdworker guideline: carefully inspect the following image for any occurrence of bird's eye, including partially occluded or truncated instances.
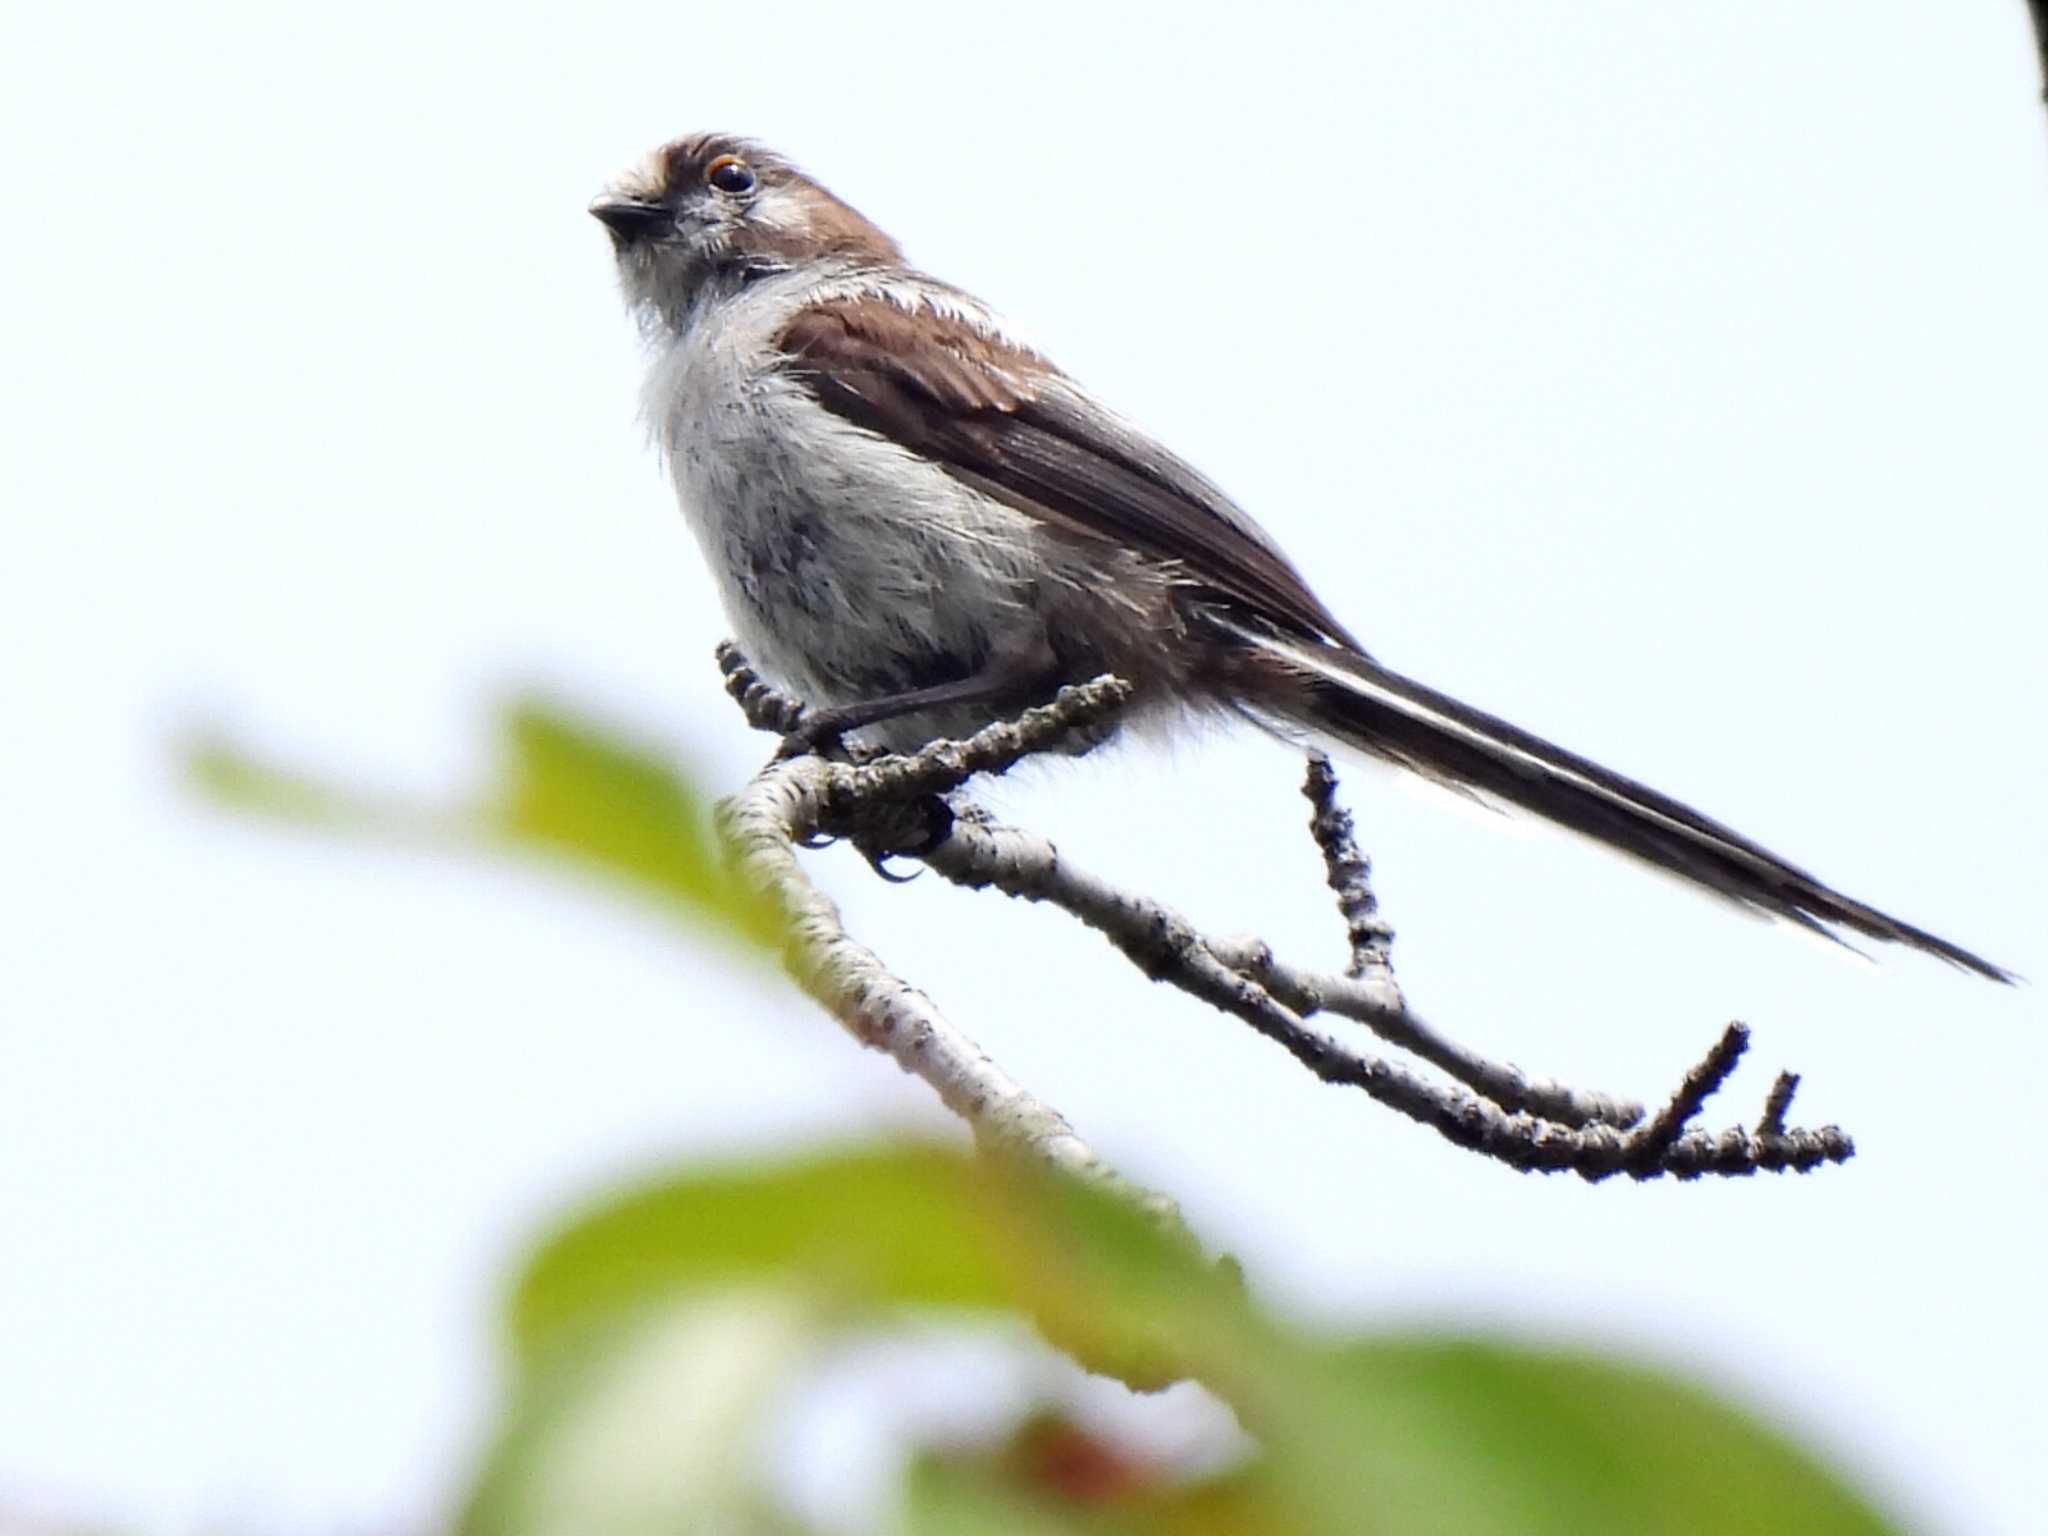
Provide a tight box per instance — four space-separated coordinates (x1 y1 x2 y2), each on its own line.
705 154 756 195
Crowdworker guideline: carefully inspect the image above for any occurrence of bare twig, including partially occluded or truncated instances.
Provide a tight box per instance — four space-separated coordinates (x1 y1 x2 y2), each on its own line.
939 804 1638 1132
1757 1072 1800 1140
1623 1024 1750 1175
712 645 1852 1184
1303 751 1402 1005
1202 932 1641 1130
927 810 1845 1179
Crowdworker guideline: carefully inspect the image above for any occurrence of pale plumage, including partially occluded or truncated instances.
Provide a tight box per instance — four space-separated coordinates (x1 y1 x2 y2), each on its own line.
593 132 2011 981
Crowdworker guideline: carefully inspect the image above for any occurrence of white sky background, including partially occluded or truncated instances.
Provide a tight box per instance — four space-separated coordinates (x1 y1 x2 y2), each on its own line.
3 1 2044 1532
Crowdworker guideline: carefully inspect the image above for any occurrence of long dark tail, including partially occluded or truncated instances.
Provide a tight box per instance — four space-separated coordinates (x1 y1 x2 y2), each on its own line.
1216 616 2012 982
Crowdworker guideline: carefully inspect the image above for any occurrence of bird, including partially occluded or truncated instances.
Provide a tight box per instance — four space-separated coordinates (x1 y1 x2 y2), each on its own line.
591 131 2010 983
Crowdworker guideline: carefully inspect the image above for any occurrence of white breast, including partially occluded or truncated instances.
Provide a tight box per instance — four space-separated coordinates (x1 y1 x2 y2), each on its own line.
640 269 1055 710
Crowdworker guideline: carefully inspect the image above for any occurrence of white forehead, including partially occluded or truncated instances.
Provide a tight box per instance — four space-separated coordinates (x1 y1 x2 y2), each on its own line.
602 145 671 202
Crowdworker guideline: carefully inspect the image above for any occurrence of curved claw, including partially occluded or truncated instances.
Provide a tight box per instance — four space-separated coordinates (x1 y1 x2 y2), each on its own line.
852 796 956 883
862 847 924 883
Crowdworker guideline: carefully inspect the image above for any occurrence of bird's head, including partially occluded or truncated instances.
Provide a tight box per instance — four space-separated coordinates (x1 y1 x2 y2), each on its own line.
590 133 902 328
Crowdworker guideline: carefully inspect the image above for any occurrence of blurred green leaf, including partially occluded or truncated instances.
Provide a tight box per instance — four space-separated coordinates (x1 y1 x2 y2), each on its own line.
900 1465 1095 1536
185 695 787 953
903 1463 1271 1536
510 1142 1234 1391
902 1412 1268 1536
492 1141 1900 1536
186 730 410 832
1222 1336 1898 1536
488 699 781 947
459 1287 824 1536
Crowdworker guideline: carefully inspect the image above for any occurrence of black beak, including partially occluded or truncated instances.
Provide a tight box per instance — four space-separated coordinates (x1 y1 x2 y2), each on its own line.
589 195 671 242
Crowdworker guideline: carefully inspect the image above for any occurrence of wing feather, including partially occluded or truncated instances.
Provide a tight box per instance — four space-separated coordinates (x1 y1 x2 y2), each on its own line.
776 296 1361 649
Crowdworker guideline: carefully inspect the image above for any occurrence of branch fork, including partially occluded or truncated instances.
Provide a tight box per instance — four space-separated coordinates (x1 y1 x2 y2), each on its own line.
711 642 1853 1190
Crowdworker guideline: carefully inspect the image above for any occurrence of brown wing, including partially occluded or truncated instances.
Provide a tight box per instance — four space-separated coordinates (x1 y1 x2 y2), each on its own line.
776 296 1363 650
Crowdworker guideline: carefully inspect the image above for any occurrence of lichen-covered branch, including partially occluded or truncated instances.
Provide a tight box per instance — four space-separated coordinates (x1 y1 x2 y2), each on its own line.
712 665 1181 1227
713 645 1853 1184
1302 751 1403 1001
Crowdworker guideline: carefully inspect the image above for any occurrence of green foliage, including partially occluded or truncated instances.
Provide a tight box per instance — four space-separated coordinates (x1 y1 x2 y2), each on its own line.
902 1434 1273 1536
186 694 786 953
469 1143 1899 1536
192 695 1902 1535
509 1143 1231 1394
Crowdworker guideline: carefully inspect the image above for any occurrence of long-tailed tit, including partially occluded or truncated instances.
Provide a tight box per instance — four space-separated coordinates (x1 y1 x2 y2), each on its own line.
593 133 2008 981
